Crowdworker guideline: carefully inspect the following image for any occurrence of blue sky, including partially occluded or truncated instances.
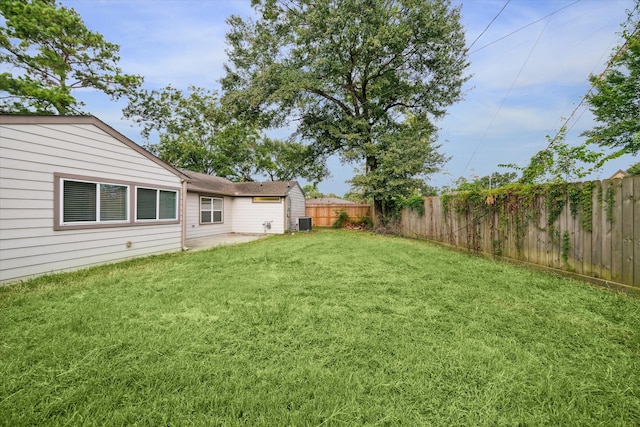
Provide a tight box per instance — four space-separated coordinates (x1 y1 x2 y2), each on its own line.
55 1 639 194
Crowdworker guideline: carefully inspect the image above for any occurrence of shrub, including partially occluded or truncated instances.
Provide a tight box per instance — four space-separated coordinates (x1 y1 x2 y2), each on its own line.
332 209 350 228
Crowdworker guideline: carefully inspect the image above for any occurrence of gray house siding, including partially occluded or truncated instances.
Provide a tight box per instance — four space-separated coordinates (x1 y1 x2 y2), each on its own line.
185 192 233 239
0 117 185 284
287 183 306 230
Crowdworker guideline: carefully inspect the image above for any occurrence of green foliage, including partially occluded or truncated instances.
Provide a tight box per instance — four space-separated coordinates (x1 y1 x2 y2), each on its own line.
445 171 518 193
545 184 567 229
568 186 582 218
222 0 469 221
256 137 329 182
502 127 604 185
627 161 640 176
347 118 448 221
605 183 617 223
124 85 328 182
581 181 594 232
0 0 142 115
561 230 571 263
355 215 373 229
440 179 615 256
302 184 322 199
402 195 425 217
582 18 640 157
332 209 351 228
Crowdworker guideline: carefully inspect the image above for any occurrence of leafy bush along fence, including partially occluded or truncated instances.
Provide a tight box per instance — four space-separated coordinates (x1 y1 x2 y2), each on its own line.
401 176 640 291
305 203 371 227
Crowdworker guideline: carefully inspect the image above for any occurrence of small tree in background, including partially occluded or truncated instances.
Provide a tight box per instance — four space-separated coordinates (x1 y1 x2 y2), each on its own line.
0 0 141 115
628 161 640 176
582 13 640 159
124 85 328 182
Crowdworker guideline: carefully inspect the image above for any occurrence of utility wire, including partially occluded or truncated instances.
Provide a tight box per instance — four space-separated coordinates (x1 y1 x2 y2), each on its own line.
544 17 640 150
467 0 510 52
470 0 580 54
461 12 553 178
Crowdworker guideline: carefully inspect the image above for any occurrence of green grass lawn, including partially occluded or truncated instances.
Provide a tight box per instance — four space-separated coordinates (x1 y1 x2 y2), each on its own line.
1 230 639 426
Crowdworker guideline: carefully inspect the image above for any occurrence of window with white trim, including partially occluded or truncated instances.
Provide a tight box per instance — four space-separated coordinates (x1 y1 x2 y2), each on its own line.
136 188 178 221
200 197 223 223
62 179 128 224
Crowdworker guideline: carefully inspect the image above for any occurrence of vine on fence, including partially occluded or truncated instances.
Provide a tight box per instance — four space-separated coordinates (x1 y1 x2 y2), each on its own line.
438 180 616 256
581 181 594 232
401 195 425 217
605 183 616 223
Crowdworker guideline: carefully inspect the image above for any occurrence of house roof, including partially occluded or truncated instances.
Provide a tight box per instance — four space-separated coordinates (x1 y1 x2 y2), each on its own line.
179 169 236 196
0 114 190 180
610 169 629 179
0 114 301 197
180 169 298 197
306 197 356 205
231 181 298 196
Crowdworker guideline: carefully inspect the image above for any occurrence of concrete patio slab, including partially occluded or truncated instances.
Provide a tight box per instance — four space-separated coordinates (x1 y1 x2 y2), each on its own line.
185 233 269 251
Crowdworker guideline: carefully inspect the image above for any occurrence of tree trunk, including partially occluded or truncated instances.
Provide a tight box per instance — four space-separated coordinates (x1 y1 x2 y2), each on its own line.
366 154 385 225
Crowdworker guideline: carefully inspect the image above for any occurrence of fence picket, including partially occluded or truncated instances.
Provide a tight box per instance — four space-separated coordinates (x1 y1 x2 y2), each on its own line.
634 178 640 288
622 178 634 286
305 203 371 227
399 176 639 291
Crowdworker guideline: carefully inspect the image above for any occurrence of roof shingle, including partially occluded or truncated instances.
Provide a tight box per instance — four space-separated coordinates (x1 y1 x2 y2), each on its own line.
181 169 297 196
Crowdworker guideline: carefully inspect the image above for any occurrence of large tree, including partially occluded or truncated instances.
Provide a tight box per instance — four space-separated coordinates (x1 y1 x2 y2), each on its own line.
0 0 141 115
222 0 469 220
582 18 640 157
124 85 329 182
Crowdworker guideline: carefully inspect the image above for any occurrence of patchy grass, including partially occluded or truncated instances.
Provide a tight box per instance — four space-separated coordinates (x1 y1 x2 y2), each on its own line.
1 230 638 426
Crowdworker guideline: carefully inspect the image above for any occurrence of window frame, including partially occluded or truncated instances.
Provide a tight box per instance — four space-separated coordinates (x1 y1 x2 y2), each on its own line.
60 178 130 226
200 196 224 224
252 196 281 203
135 187 179 222
54 173 180 231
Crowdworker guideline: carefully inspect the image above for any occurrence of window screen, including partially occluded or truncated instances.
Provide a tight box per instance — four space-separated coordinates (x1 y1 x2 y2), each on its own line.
100 184 128 221
63 180 97 222
136 188 157 220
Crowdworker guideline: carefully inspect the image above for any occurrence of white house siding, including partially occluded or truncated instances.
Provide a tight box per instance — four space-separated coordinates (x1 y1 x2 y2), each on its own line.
287 184 306 230
0 121 183 284
185 192 233 239
231 197 285 234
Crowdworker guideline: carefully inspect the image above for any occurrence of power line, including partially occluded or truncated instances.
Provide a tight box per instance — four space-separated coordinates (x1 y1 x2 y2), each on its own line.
461 9 554 178
470 0 581 55
467 0 510 51
545 17 640 150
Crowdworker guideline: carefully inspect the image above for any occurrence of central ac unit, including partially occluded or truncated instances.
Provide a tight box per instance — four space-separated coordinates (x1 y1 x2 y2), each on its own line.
298 217 312 231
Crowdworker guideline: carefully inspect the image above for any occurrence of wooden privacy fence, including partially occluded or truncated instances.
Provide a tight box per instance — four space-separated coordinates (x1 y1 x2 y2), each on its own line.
401 176 639 291
305 203 371 227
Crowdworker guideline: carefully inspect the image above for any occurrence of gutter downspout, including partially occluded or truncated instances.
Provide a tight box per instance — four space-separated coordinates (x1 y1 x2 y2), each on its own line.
181 179 188 250
286 186 292 231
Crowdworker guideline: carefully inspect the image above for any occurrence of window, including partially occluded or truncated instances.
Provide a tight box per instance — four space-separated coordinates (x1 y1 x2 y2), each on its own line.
62 179 128 223
55 174 180 230
253 196 281 203
136 188 178 221
200 197 223 223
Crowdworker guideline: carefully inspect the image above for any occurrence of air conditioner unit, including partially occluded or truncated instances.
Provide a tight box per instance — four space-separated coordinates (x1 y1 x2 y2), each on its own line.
298 217 312 232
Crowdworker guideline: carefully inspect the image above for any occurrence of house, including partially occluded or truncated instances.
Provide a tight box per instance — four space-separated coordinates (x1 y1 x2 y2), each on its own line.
181 169 305 237
610 169 629 179
0 115 305 284
306 197 356 205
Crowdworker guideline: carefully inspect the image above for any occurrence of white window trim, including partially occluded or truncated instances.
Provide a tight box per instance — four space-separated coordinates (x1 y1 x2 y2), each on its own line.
60 178 130 226
200 196 224 224
135 187 179 222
